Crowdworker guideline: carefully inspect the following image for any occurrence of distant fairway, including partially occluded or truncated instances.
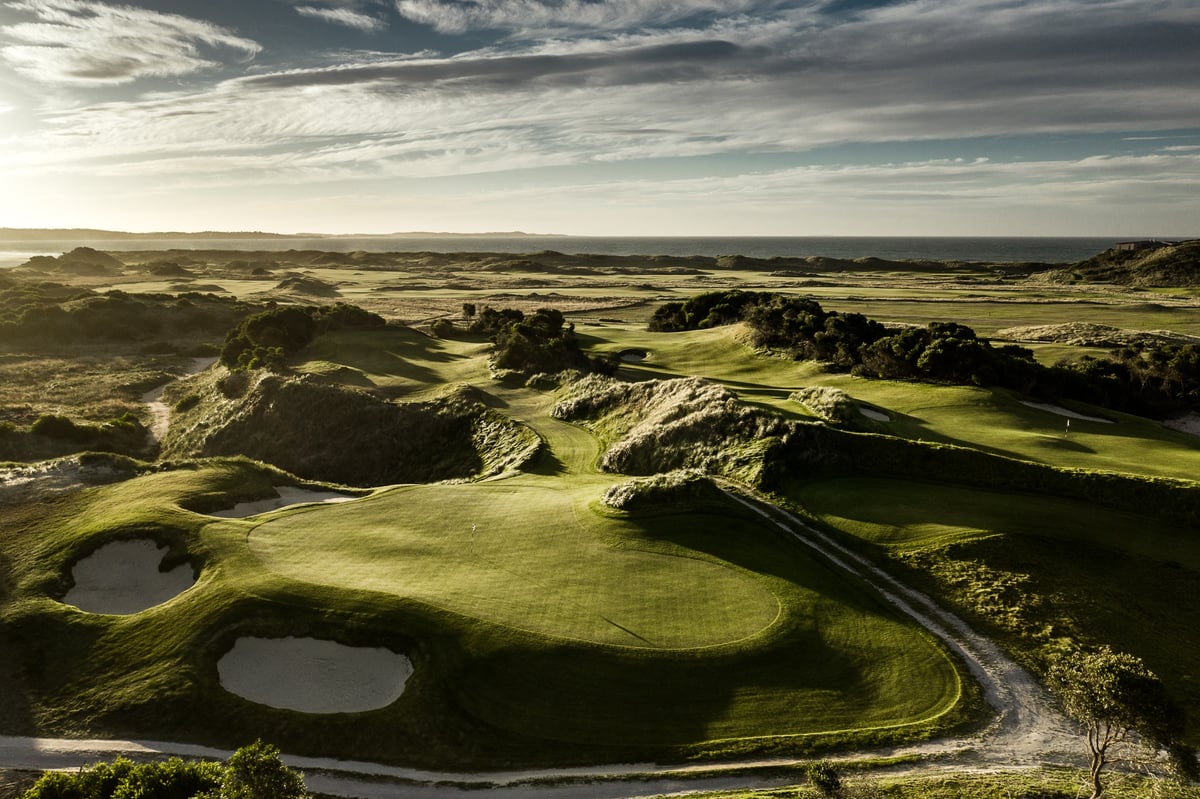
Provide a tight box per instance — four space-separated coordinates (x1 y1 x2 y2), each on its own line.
248 481 783 648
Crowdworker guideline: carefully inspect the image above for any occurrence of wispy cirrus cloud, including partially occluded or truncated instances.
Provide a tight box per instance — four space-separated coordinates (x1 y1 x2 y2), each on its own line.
0 0 260 85
295 4 386 32
392 0 796 34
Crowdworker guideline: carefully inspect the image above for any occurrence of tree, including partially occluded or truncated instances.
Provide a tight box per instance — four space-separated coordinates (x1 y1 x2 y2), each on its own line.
1047 646 1194 798
219 740 308 799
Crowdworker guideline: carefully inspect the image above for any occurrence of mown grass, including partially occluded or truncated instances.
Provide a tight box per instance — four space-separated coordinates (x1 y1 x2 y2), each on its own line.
794 477 1200 745
0 441 970 766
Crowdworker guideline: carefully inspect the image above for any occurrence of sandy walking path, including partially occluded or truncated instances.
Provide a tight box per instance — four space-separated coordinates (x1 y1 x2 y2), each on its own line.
141 357 217 443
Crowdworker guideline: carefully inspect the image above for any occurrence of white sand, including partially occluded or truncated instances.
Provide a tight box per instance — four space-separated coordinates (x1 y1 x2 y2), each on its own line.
619 350 649 362
64 539 195 615
208 486 356 518
1164 412 1200 437
1020 401 1113 423
858 407 890 422
218 637 411 714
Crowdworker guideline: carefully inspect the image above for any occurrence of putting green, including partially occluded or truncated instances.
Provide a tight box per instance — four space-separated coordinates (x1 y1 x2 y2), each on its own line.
247 481 782 649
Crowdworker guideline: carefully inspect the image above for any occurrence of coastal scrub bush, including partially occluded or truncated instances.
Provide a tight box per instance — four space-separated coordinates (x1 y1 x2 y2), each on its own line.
19 742 305 799
219 302 385 371
651 290 1200 417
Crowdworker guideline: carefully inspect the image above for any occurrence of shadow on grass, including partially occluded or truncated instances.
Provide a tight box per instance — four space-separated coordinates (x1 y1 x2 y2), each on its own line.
526 447 567 476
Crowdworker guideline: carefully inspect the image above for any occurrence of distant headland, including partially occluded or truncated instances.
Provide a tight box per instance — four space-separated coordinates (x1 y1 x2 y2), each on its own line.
0 228 565 241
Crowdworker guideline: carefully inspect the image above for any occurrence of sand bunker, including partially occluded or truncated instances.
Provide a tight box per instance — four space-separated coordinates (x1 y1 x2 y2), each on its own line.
218 637 411 713
1164 413 1200 437
64 539 195 615
208 486 355 518
618 349 649 363
859 407 890 422
1020 401 1113 424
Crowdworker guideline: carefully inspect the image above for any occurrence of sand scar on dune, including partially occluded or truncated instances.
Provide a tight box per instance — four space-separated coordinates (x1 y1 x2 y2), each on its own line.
218 637 412 713
64 539 196 615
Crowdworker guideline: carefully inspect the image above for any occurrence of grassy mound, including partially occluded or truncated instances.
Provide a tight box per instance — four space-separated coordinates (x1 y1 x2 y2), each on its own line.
1057 240 1200 286
553 374 787 482
161 369 538 486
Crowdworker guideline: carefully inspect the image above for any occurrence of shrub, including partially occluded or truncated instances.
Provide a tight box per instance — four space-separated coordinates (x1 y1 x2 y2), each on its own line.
31 414 91 441
806 760 843 796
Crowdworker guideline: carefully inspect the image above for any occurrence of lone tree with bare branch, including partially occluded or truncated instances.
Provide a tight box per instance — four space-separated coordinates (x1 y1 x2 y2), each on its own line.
1047 645 1196 798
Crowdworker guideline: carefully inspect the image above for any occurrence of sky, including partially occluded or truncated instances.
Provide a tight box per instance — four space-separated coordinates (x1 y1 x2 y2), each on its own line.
0 0 1197 236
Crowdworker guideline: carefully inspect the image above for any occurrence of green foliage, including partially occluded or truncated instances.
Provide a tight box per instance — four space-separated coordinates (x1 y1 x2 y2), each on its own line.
30 415 91 442
1048 646 1192 798
21 756 224 799
650 291 1200 417
219 303 385 371
805 761 842 796
0 286 252 348
469 306 613 375
219 741 306 799
430 318 456 338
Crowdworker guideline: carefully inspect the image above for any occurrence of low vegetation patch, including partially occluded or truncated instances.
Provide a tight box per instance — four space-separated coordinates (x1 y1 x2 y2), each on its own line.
553 374 787 483
219 303 384 371
600 469 726 511
161 369 538 485
795 477 1200 745
650 290 1200 418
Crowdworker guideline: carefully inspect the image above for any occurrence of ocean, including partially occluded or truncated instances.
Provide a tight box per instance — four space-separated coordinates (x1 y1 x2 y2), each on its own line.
0 235 1169 268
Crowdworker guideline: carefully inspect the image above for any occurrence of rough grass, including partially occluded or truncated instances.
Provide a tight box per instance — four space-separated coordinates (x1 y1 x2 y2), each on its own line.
689 768 1200 799
553 374 787 483
795 477 1200 744
160 367 539 486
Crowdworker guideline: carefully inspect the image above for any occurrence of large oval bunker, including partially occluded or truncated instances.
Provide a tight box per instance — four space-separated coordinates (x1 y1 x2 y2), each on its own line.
218 636 412 714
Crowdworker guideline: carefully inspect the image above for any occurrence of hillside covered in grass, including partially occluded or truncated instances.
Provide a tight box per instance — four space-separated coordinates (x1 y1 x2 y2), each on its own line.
3 245 1199 787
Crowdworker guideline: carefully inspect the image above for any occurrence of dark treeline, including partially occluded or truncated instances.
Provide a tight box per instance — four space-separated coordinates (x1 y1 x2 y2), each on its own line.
650 290 1200 418
443 305 617 376
220 302 385 370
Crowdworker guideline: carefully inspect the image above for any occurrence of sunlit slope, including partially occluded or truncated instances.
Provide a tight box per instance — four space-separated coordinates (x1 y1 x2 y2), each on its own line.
248 481 782 649
586 324 1200 481
797 477 1200 744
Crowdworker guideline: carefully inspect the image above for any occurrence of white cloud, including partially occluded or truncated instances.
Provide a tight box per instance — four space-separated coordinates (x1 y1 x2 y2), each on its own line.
392 0 791 35
296 5 386 32
0 0 260 85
